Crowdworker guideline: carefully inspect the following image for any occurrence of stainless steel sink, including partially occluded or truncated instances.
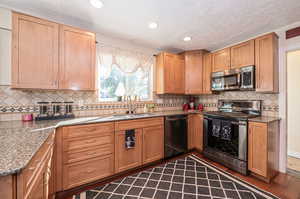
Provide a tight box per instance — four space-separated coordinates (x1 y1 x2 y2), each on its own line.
93 113 156 121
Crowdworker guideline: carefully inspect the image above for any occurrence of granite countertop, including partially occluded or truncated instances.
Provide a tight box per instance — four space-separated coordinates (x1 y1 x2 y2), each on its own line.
248 116 281 123
0 110 203 176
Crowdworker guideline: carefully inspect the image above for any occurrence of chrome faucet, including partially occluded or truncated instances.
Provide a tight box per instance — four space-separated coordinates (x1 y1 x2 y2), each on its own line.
125 95 138 114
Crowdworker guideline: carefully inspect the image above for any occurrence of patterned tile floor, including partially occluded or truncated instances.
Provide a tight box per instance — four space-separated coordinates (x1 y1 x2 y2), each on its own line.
73 155 278 199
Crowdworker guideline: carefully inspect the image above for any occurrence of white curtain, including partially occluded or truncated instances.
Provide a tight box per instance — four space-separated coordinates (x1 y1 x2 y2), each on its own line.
97 44 154 79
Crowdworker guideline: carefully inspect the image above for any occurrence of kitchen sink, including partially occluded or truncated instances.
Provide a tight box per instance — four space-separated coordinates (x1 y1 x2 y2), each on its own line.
93 113 156 121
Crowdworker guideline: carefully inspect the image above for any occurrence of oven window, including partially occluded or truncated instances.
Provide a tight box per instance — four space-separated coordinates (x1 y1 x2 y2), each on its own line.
206 119 239 157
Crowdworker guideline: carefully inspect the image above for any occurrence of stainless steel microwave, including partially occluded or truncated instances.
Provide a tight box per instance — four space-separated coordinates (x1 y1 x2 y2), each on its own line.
211 66 255 91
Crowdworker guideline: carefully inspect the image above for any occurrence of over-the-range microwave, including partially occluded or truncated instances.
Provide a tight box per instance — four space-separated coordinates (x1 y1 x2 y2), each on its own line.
211 65 255 91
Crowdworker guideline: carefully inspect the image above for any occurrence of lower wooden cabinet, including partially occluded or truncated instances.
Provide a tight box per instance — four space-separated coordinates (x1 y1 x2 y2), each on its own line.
248 121 279 182
142 126 164 164
63 155 114 190
17 132 55 199
115 129 143 173
188 114 204 151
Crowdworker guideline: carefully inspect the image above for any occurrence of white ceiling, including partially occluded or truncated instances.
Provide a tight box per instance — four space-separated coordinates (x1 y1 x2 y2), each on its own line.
1 0 300 52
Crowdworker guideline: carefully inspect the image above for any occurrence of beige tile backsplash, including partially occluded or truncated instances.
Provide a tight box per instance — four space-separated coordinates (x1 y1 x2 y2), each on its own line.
0 86 278 121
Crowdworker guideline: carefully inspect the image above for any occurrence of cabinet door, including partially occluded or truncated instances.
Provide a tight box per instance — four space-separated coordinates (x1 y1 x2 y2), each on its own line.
230 40 254 69
184 52 203 94
212 48 230 72
248 122 268 177
11 13 59 89
173 55 185 94
59 25 96 90
188 114 203 151
115 129 142 173
142 126 164 164
255 33 279 93
202 53 212 94
163 53 175 93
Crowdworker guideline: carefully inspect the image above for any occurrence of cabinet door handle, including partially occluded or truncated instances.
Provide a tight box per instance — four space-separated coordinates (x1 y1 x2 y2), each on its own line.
86 169 96 173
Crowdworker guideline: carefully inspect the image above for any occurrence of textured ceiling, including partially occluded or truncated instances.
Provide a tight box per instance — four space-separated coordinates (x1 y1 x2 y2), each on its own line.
1 0 300 52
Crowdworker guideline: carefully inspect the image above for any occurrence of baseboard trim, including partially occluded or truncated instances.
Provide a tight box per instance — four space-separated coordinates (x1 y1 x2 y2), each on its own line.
288 151 300 159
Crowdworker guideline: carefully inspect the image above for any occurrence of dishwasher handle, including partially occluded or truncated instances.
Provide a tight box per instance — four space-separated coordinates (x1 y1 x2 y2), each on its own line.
165 115 187 121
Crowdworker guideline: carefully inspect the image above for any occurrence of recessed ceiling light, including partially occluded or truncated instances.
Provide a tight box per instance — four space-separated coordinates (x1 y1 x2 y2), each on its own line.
183 36 192 41
90 0 103 8
148 22 158 29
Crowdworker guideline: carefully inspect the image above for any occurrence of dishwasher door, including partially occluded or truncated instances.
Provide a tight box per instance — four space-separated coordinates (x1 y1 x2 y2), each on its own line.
164 115 188 159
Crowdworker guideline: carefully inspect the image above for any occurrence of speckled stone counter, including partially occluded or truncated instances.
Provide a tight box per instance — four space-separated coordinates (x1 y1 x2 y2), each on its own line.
248 116 281 123
0 110 203 176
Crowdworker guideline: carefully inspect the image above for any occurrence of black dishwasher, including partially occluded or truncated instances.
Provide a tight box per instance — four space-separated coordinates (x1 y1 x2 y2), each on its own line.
164 115 188 159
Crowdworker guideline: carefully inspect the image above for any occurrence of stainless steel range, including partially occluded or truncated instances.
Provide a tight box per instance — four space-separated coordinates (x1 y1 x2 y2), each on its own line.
203 100 261 175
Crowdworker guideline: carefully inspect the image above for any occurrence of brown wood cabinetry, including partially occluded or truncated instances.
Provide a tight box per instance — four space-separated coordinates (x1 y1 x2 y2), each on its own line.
12 12 59 89
182 51 205 94
115 129 143 173
59 25 96 90
188 114 204 151
202 53 212 94
156 52 185 94
212 48 230 72
55 122 115 191
230 40 255 69
0 175 16 199
142 126 164 164
11 12 96 90
248 121 279 182
255 33 279 93
17 132 55 199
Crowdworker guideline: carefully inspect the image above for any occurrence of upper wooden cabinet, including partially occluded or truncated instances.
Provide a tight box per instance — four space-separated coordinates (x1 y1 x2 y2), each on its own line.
255 33 279 93
181 50 205 95
12 12 59 89
230 40 255 69
59 25 96 90
156 52 185 94
202 53 212 94
212 48 230 72
11 12 96 90
248 121 279 182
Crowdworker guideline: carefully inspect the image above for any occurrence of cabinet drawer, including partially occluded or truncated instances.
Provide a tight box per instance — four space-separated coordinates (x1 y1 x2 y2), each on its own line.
23 133 54 193
64 145 114 164
63 122 114 139
63 132 114 152
115 117 164 131
63 155 114 190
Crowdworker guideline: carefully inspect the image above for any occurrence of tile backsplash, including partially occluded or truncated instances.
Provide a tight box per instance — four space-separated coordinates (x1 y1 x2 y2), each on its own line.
0 86 278 121
197 91 279 117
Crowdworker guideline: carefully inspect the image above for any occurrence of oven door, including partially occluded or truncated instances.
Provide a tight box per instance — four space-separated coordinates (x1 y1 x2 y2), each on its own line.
203 116 247 161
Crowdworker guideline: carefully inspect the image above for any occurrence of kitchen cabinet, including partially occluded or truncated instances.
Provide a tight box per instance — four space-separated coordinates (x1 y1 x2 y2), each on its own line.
202 53 212 94
17 132 55 199
55 122 115 191
156 52 185 94
212 48 230 72
188 114 204 151
230 40 255 69
11 12 96 90
11 12 59 89
248 121 279 182
142 126 164 164
115 117 164 172
0 175 16 199
59 25 96 90
115 129 143 173
255 33 279 93
181 50 206 95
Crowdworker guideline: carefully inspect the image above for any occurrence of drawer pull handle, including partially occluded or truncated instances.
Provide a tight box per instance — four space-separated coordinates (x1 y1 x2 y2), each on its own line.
86 169 96 173
87 128 97 132
87 151 98 155
85 140 96 144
